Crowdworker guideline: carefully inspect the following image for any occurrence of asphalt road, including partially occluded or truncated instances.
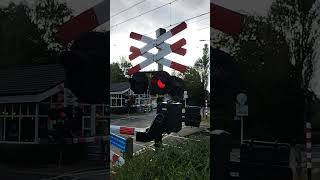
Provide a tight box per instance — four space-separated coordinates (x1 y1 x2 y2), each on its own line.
110 111 156 128
0 162 108 180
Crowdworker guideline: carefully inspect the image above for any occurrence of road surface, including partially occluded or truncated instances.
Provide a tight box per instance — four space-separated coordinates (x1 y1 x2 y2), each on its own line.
0 161 108 180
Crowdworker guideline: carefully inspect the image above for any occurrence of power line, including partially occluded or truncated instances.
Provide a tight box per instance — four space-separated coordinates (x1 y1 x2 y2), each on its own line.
143 12 209 36
164 12 209 29
188 16 209 25
111 0 147 19
171 25 210 39
111 0 179 28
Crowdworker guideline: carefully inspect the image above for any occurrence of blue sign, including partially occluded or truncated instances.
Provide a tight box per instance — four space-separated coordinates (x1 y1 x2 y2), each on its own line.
110 133 127 152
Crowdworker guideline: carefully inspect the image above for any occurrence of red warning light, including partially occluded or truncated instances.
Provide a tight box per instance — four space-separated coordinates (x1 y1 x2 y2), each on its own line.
157 79 165 89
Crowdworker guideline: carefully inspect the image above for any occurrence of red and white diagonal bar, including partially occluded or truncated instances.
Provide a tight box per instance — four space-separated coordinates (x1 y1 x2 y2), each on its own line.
128 52 187 74
157 58 187 72
129 22 187 57
130 32 153 44
56 0 109 44
154 38 186 60
110 150 125 166
129 33 187 60
210 1 243 35
128 39 187 75
156 22 187 45
129 38 186 61
127 53 155 75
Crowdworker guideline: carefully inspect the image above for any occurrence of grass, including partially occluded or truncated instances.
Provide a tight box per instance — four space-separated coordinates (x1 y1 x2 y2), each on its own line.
112 135 210 180
201 115 210 123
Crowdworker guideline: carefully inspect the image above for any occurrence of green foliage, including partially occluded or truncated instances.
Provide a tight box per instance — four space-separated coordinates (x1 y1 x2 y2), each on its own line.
111 62 128 83
0 0 72 68
33 0 72 51
211 2 314 141
194 43 210 94
113 135 209 180
183 67 205 106
268 0 320 89
0 2 48 68
119 56 132 77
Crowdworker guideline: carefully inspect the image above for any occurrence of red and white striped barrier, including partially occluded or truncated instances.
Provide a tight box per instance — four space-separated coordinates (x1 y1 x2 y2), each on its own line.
128 22 187 75
110 150 125 166
56 0 109 44
110 125 144 135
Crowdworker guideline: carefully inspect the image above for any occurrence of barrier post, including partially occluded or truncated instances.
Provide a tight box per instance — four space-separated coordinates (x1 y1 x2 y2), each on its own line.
124 137 133 159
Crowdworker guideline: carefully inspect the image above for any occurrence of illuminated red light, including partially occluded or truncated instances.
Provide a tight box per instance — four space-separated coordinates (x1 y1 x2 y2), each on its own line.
157 79 165 89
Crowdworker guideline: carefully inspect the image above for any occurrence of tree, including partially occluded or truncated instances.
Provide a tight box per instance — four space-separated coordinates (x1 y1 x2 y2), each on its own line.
211 11 307 141
0 1 73 68
33 0 72 51
171 70 184 78
119 56 132 77
110 62 127 83
0 2 48 68
182 67 205 106
268 0 320 91
194 43 210 96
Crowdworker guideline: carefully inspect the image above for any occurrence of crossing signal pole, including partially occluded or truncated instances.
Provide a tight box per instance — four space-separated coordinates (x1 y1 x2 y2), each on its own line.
156 28 166 71
127 22 202 148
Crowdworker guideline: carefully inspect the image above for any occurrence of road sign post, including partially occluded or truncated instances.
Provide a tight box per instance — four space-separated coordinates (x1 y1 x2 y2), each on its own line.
236 93 248 144
183 91 188 107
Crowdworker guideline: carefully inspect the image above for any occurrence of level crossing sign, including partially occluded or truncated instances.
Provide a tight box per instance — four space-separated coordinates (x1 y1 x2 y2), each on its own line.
128 22 188 75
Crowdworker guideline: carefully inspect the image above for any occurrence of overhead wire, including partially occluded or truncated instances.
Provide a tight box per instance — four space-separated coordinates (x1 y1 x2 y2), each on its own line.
110 0 147 19
188 16 210 25
143 11 209 36
111 1 210 59
111 0 179 28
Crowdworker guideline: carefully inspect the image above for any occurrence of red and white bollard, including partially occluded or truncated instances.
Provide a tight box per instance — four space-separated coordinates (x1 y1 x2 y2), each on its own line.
205 99 208 118
306 122 312 180
110 150 125 166
110 125 144 135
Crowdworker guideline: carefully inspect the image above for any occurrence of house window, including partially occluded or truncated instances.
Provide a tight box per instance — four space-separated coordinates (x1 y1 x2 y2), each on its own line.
111 98 117 107
0 117 3 141
0 104 5 115
111 94 123 107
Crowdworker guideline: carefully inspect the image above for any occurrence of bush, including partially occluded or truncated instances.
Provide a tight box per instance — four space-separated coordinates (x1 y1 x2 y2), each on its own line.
112 135 209 180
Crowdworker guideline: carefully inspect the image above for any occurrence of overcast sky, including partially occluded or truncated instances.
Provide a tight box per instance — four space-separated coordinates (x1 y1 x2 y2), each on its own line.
110 0 209 74
0 0 273 92
2 0 320 97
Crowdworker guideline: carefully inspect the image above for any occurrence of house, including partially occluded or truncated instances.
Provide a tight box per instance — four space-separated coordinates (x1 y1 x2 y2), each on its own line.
110 82 152 110
0 64 107 144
